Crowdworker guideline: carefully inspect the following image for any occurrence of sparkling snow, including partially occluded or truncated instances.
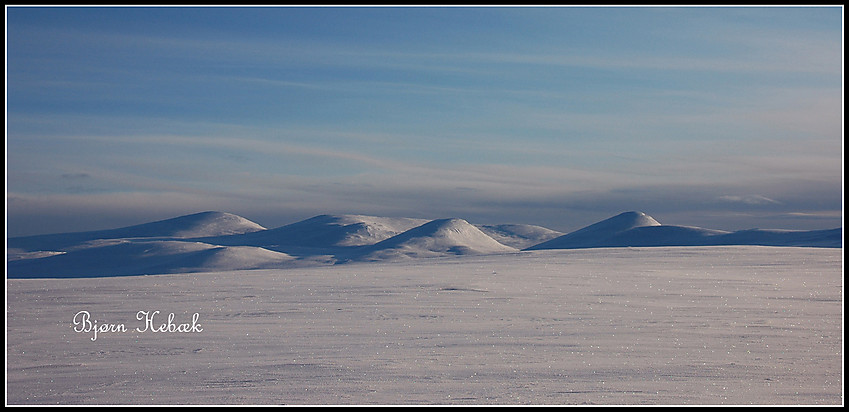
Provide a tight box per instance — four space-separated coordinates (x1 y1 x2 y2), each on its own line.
6 246 842 405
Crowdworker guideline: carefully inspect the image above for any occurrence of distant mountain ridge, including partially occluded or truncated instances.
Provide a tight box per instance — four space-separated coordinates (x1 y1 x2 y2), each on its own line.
201 214 430 252
527 211 842 250
6 210 842 278
7 211 266 252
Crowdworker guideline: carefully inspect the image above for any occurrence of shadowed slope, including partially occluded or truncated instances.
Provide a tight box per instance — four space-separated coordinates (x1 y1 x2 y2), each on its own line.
7 240 294 278
475 223 564 249
527 211 660 250
8 211 266 253
526 211 841 250
713 228 842 248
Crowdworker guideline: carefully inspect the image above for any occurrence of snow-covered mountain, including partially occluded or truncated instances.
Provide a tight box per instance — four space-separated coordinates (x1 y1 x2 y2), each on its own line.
527 211 661 250
202 214 430 253
7 211 266 253
528 211 842 250
5 210 842 278
355 218 518 261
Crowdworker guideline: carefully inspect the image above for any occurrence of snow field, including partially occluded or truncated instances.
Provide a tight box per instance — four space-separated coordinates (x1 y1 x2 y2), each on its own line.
5 246 843 405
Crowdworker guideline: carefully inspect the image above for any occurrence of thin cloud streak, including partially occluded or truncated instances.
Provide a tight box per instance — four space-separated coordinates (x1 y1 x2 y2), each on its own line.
11 14 840 96
10 124 841 204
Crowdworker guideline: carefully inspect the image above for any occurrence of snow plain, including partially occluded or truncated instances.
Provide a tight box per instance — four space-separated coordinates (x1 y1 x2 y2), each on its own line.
6 246 843 405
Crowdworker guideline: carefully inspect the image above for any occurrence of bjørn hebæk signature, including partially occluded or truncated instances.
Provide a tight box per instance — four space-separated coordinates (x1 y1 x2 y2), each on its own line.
72 310 203 341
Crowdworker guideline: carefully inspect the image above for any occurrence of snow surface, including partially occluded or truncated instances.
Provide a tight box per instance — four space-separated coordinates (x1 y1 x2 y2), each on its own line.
6 246 843 405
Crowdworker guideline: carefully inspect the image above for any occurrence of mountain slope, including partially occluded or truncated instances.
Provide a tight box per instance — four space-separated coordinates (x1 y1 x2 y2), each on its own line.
7 211 266 253
356 218 518 261
713 228 843 248
527 211 661 250
6 210 841 278
526 211 841 250
475 223 564 249
597 225 730 247
6 239 294 278
203 214 430 253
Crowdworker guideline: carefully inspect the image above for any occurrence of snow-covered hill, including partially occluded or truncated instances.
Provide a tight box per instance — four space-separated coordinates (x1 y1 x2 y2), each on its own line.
355 218 519 261
528 211 842 250
203 214 430 253
7 239 293 278
5 210 842 278
7 211 266 253
527 211 661 250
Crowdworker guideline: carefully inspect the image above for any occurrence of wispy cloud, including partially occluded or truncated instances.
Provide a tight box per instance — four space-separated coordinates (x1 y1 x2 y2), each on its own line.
718 195 782 206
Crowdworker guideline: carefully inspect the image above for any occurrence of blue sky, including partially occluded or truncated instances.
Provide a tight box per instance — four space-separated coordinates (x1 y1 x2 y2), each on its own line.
5 6 844 236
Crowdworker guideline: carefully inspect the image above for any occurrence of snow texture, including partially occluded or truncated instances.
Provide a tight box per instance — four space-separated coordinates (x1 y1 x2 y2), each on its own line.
6 246 843 405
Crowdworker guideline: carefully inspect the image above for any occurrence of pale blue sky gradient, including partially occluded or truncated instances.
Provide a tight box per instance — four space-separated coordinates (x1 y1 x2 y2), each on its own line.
6 6 844 236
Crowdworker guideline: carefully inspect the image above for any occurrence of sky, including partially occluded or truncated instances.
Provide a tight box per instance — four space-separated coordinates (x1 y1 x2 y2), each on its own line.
5 6 844 237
